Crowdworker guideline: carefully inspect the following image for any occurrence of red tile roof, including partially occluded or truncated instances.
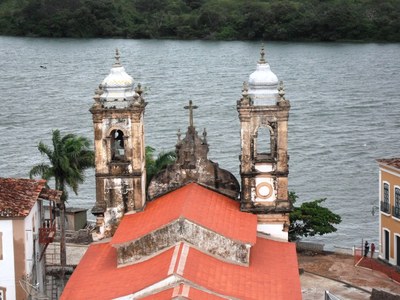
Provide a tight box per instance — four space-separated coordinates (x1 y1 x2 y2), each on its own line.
39 188 62 202
0 177 47 217
377 158 400 170
112 183 257 245
140 284 227 300
62 238 301 300
62 183 301 300
61 242 173 300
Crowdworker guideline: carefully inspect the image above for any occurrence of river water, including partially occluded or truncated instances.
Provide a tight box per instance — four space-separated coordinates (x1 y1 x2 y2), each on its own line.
1 37 399 249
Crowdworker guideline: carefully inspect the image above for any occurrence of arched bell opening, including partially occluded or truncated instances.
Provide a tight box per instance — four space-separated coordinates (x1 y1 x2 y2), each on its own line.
254 126 276 161
110 129 125 161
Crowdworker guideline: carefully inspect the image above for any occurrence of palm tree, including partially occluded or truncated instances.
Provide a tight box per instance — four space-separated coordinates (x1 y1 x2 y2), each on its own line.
145 146 176 188
29 129 94 285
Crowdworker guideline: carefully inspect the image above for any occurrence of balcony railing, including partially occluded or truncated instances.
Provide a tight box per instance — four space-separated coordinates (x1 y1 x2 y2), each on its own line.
39 218 56 244
393 206 400 219
380 201 390 214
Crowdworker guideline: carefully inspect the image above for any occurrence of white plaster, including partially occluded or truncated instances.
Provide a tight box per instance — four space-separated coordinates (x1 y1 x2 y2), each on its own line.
176 243 189 276
182 284 190 297
257 224 288 241
253 177 276 202
0 220 16 300
101 64 135 105
255 163 274 173
104 205 124 234
23 201 46 292
114 275 180 300
395 233 400 267
168 244 180 275
248 62 279 105
379 166 400 178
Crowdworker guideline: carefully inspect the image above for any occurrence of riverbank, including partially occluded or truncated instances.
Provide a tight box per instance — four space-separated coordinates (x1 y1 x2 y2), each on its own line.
1 0 399 42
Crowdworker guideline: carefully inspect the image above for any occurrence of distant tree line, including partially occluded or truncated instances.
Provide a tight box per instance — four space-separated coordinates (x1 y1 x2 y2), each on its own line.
0 0 399 41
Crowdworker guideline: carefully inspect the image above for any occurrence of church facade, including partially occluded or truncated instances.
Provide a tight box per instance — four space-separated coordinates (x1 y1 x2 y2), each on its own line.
62 47 300 299
237 45 291 241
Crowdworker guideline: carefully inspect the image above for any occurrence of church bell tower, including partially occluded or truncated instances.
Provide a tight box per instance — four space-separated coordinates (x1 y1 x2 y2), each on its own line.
237 46 291 241
90 50 147 239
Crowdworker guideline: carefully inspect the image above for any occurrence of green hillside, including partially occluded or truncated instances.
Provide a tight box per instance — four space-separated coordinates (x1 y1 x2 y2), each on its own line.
0 0 399 41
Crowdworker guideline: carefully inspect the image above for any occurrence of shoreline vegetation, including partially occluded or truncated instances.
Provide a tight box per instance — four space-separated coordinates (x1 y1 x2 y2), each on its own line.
0 0 399 42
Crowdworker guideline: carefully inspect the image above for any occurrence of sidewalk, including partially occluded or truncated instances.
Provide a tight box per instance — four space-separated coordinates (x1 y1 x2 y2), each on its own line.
356 255 400 283
299 251 400 299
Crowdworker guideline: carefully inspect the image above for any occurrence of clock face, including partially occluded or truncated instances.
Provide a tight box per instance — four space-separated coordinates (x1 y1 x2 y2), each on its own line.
256 182 273 200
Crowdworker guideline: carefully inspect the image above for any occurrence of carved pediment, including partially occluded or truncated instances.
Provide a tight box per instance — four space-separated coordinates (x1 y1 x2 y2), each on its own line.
114 218 251 267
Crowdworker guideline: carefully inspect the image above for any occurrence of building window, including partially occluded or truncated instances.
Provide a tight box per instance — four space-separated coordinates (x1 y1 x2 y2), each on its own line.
0 232 3 260
394 187 400 218
0 286 6 300
381 183 390 214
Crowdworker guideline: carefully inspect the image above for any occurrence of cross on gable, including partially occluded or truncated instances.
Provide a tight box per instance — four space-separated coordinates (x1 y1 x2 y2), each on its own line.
184 100 198 127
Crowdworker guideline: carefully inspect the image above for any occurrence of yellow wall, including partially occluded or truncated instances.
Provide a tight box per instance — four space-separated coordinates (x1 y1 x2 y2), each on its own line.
380 166 400 263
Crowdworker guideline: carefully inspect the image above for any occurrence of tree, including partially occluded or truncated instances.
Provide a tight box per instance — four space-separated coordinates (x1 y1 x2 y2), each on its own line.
145 146 176 188
29 129 94 284
289 192 341 242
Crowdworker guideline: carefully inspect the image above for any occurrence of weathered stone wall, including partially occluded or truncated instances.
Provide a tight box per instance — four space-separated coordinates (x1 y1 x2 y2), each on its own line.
90 102 146 239
116 219 250 266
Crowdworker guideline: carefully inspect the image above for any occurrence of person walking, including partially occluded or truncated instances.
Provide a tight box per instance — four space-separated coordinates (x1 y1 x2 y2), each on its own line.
364 241 370 257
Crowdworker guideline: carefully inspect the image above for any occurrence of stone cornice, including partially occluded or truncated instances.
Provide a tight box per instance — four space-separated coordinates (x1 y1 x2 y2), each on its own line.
113 218 251 267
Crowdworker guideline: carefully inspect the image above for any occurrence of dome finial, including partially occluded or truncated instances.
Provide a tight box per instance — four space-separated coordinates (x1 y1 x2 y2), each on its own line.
278 80 285 100
202 128 207 144
242 81 249 96
258 43 266 64
177 129 181 142
114 48 121 67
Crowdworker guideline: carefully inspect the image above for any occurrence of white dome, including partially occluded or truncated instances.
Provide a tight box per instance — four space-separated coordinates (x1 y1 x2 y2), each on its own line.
248 47 279 105
100 50 136 106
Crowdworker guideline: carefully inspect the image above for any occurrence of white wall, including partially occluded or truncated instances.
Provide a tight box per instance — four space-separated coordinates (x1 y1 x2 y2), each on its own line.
257 223 288 241
0 220 16 300
24 201 45 292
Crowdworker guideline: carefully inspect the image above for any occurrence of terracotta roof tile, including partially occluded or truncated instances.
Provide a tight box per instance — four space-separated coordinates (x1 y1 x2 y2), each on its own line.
62 184 300 299
182 238 301 299
140 284 227 300
0 177 47 217
61 242 174 300
112 183 257 245
62 239 301 300
39 188 62 202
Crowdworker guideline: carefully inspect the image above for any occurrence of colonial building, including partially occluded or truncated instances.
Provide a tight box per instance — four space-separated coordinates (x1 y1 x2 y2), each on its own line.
237 46 291 240
90 50 147 240
0 178 61 300
62 48 300 299
377 158 400 266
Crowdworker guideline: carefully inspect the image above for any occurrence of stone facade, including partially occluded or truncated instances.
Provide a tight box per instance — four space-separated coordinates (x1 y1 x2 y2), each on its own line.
115 218 251 267
90 51 147 239
237 48 292 241
147 100 240 200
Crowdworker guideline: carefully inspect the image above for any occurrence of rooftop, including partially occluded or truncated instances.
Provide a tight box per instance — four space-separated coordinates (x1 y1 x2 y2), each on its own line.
112 183 256 246
62 238 300 300
377 158 400 170
0 177 46 217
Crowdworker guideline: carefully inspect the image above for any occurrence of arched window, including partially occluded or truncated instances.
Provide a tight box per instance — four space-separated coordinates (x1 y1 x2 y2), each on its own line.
256 127 271 155
111 129 125 161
